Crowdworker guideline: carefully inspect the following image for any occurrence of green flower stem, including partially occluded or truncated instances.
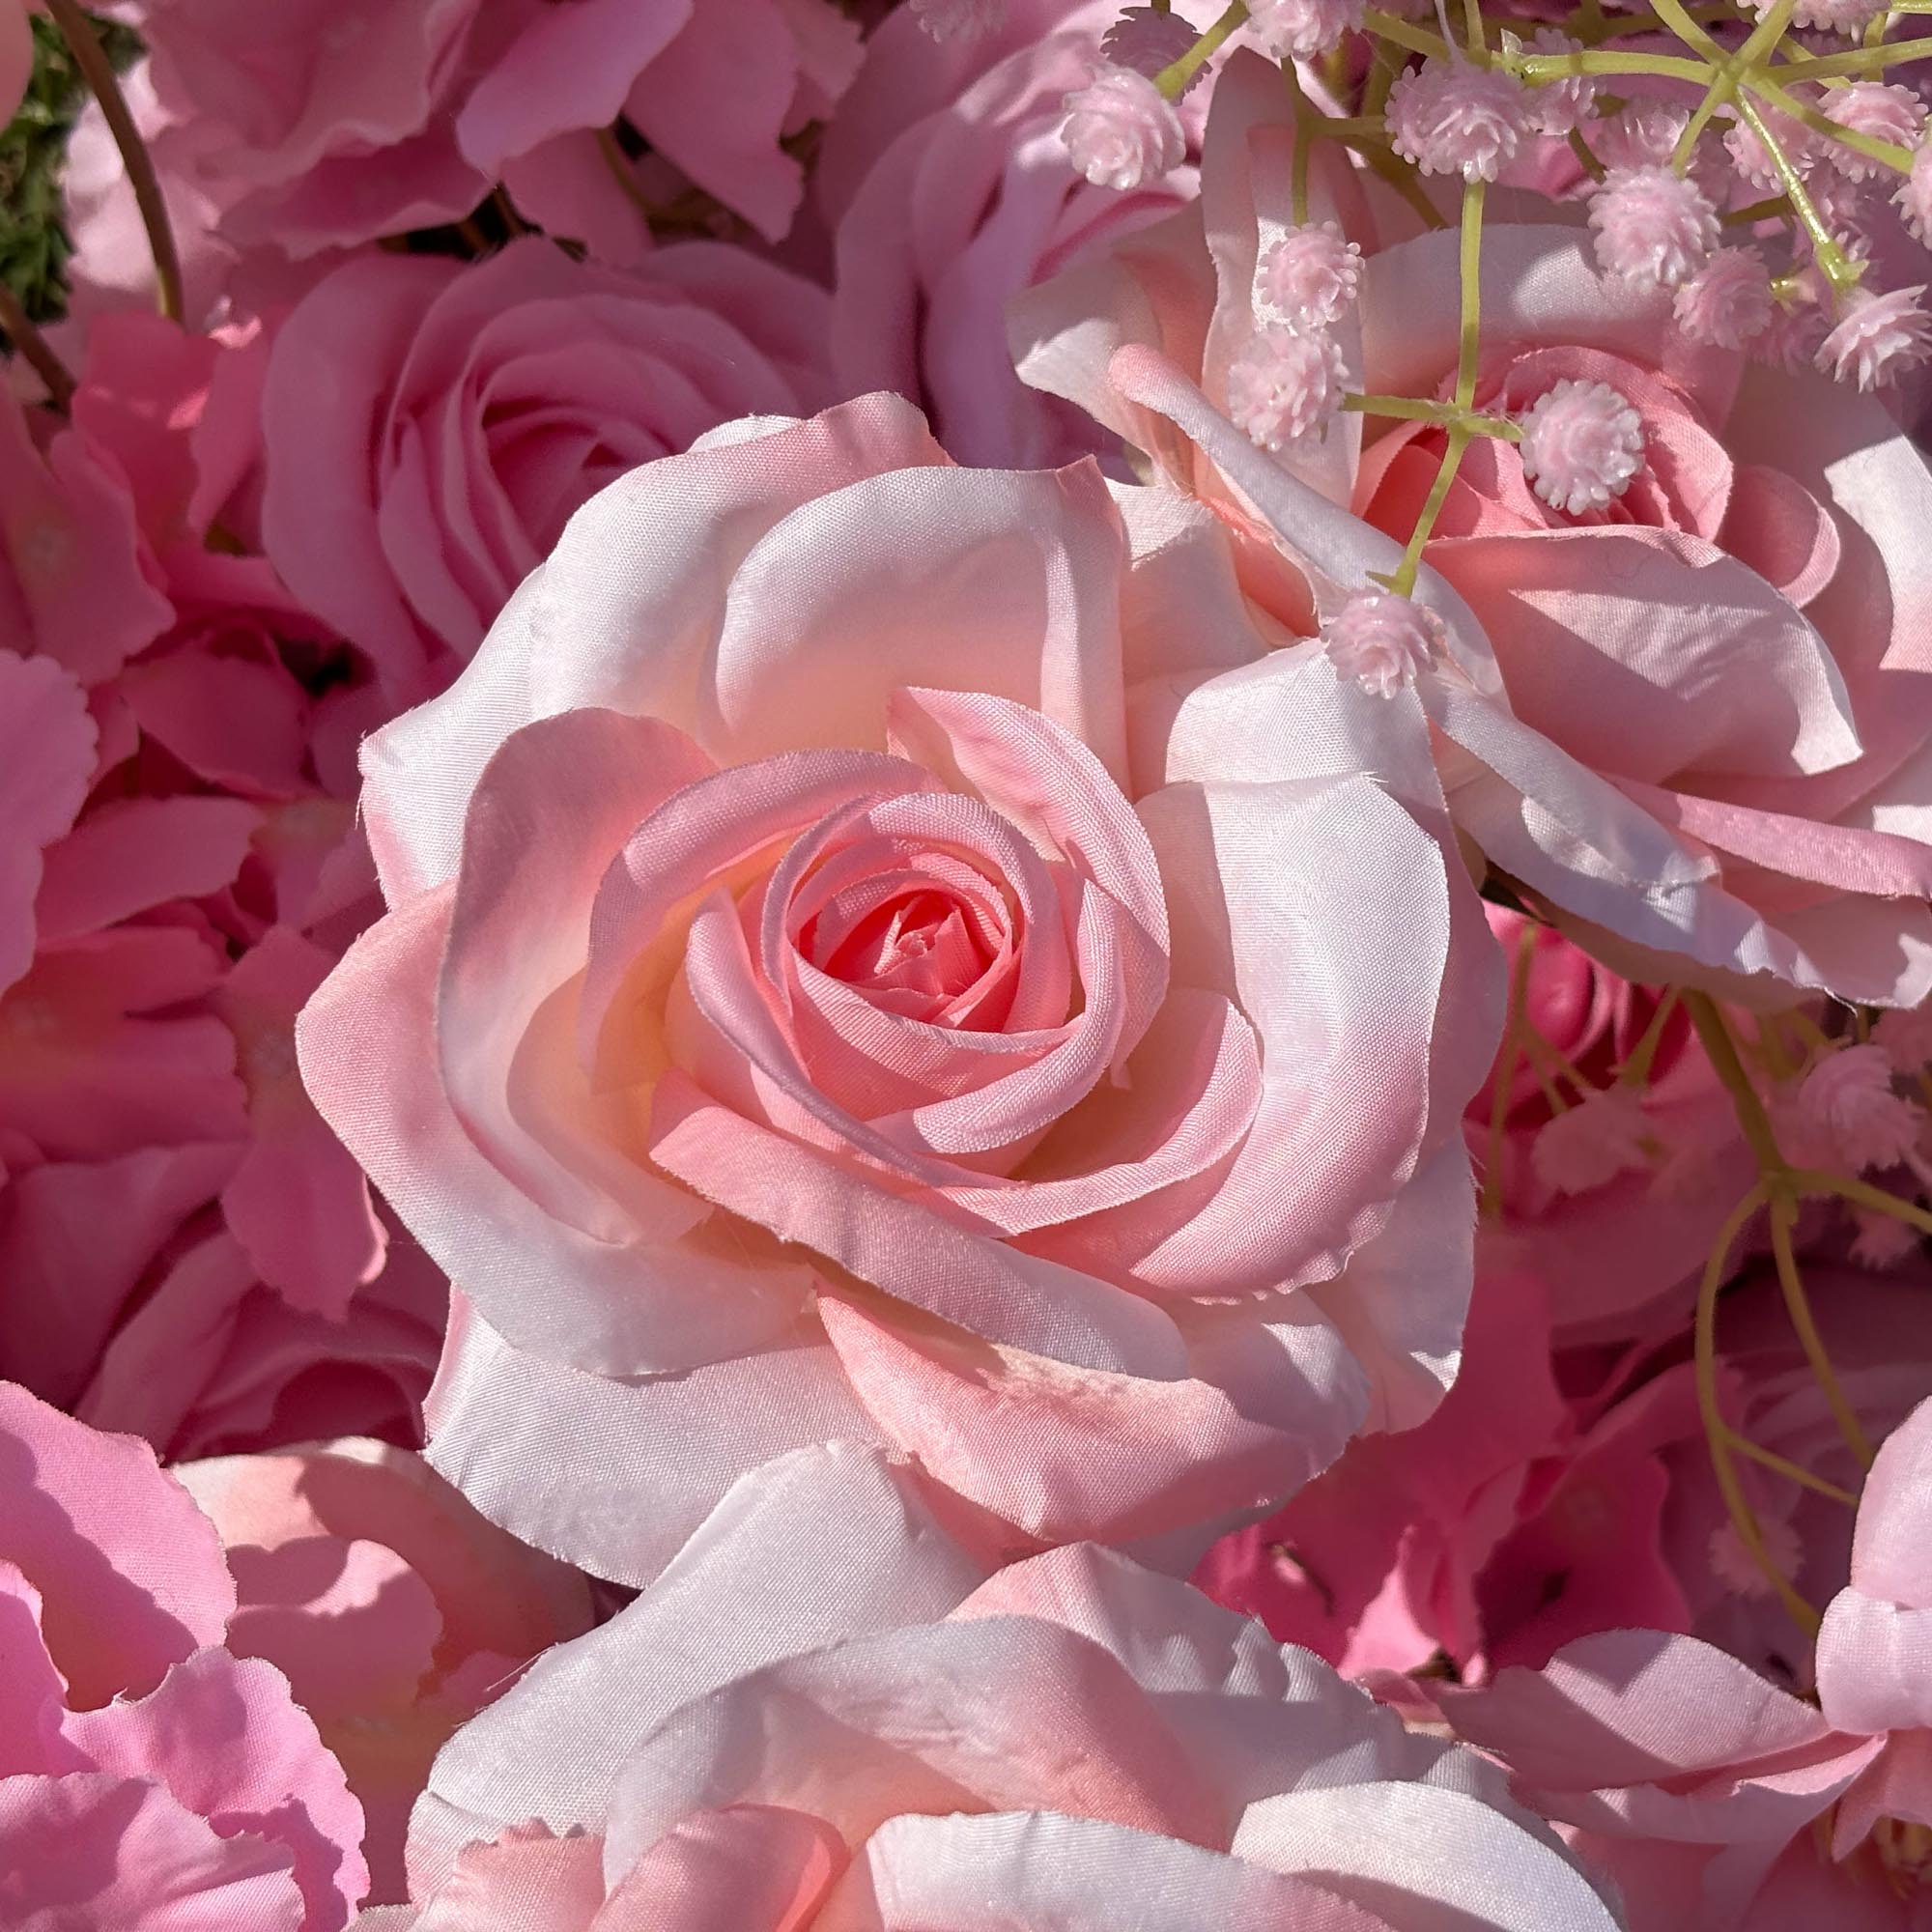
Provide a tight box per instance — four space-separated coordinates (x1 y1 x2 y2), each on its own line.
1155 0 1249 99
43 0 182 323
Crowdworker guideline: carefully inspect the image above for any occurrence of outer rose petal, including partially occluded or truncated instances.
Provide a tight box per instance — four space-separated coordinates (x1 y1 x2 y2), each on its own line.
405 1443 990 1894
824 1811 1387 1932
418 1295 881 1588
411 1826 609 1932
0 1381 234 1709
0 1771 305 1932
356 394 951 903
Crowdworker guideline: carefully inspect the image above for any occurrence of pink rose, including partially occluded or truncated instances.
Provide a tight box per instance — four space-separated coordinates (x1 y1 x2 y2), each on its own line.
177 1437 595 1905
258 237 838 702
125 0 509 262
817 0 1208 468
299 392 1501 1583
0 1379 367 1929
1014 51 1932 1004
1470 906 1753 1342
386 1443 1618 1931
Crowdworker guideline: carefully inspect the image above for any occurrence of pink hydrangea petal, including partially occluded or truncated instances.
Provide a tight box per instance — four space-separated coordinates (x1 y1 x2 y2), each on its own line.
0 651 96 997
0 1771 306 1932
0 1380 234 1709
62 1647 369 1931
34 796 261 945
217 948 390 1321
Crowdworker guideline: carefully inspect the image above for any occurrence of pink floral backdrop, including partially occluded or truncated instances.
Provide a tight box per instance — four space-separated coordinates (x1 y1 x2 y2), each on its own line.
5 0 1932 1924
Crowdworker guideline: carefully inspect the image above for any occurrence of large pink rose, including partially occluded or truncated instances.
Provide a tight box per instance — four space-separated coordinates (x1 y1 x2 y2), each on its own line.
0 1378 367 1929
383 1443 1618 1931
1014 51 1932 1005
258 237 838 704
299 392 1502 1583
817 0 1208 469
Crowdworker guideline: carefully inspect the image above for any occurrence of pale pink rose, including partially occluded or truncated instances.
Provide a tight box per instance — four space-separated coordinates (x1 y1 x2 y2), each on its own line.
818 0 1208 468
383 1443 1618 1931
0 1378 367 1929
455 0 863 258
1813 1396 1932 1863
258 237 838 703
1468 906 1753 1343
178 1438 595 1906
1013 50 1932 1005
299 391 1503 1583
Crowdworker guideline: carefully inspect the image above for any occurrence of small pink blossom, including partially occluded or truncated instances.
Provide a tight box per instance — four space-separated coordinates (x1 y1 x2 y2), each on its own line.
1672 246 1776 348
1101 5 1205 86
1257 220 1364 331
1246 0 1366 61
1589 164 1720 287
1791 1042 1924 1170
1518 377 1645 515
1529 1084 1653 1195
1822 83 1927 180
1851 1204 1922 1268
1319 590 1443 697
1721 97 1820 188
1061 61 1187 190
910 0 1006 41
1596 99 1704 175
1816 283 1932 389
1387 59 1530 182
1227 324 1346 447
1521 29 1600 138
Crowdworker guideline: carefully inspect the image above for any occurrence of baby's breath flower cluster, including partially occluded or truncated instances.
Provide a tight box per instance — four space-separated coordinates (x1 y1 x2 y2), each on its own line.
1047 0 1932 495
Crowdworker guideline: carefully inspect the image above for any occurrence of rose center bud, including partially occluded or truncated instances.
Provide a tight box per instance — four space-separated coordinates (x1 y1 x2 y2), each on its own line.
800 851 1013 1029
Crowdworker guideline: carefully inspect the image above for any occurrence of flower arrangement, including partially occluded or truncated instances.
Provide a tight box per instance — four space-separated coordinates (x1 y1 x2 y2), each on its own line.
4 0 1932 1922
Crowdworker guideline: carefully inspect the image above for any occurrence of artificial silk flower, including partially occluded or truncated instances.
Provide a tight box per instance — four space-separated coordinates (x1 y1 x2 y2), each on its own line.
298 390 1502 1583
1014 50 1932 1005
385 1441 1620 1932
